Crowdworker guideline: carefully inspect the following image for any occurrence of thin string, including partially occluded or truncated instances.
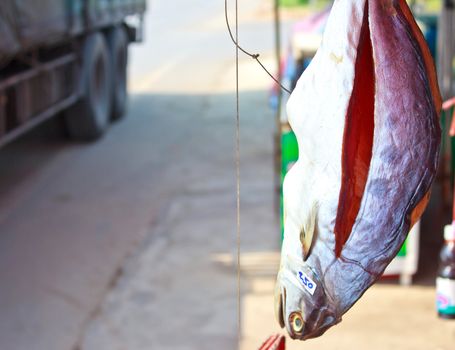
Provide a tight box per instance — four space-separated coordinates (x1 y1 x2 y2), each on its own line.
224 0 291 95
234 0 242 345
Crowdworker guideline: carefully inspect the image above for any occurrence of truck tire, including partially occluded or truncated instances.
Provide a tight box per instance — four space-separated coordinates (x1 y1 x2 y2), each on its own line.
65 32 111 140
107 26 129 120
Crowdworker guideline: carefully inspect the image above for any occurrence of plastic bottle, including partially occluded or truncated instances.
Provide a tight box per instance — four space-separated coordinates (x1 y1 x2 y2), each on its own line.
436 224 455 319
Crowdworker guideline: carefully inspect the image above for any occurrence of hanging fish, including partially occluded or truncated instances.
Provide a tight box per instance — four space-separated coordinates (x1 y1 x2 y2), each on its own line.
275 0 441 340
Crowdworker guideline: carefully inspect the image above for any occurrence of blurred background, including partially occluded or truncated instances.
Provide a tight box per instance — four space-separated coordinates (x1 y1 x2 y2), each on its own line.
0 0 454 349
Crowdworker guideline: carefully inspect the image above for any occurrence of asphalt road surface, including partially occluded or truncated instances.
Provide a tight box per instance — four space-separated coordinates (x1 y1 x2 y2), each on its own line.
0 0 279 349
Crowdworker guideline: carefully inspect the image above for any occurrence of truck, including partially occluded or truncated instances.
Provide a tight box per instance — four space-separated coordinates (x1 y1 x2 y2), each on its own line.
0 0 146 147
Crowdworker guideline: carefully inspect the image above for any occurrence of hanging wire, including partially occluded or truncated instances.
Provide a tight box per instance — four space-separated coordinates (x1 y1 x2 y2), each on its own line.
224 0 291 95
234 0 242 345
226 0 289 345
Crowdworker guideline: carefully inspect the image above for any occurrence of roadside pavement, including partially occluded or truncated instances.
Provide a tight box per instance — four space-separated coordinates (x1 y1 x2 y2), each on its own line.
81 52 280 348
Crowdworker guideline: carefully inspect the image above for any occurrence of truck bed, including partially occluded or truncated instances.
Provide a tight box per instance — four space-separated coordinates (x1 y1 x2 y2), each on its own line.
0 0 146 68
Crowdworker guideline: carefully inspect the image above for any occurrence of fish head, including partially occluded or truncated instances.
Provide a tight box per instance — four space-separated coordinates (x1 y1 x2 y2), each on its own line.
274 135 341 339
275 252 339 340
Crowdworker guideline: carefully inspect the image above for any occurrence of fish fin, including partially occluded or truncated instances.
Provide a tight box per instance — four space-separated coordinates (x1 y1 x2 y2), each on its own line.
300 202 318 260
410 190 431 228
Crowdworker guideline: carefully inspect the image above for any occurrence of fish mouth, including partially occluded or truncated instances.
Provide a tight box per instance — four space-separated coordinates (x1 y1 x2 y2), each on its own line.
274 285 286 329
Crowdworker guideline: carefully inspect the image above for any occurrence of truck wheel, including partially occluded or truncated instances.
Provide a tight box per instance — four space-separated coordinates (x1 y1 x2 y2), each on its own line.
65 32 111 140
107 26 129 120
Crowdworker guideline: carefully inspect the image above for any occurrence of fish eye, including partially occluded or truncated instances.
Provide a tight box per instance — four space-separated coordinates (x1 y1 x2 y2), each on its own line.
290 312 304 335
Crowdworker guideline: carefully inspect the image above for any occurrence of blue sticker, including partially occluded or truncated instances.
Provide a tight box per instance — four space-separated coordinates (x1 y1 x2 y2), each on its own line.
298 271 317 295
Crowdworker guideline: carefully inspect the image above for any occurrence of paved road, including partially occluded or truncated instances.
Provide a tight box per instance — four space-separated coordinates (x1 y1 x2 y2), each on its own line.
0 1 279 349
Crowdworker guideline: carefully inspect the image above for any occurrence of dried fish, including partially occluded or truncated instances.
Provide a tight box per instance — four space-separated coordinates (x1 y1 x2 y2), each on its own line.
275 0 441 340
